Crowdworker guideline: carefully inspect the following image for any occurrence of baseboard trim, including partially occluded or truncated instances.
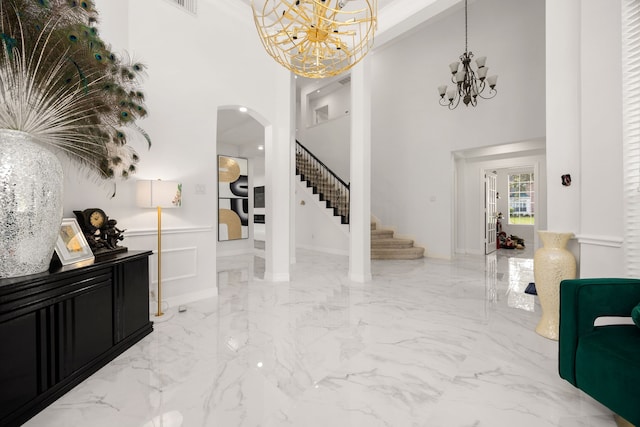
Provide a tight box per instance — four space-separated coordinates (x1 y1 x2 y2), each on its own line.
264 272 290 282
218 248 254 257
164 288 218 308
349 272 372 283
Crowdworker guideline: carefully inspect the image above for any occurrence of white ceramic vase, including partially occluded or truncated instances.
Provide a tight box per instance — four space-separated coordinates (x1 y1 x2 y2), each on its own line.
533 231 576 340
0 129 63 278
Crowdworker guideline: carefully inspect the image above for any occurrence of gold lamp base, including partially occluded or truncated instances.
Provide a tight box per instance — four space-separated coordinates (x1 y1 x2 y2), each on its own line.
156 205 163 317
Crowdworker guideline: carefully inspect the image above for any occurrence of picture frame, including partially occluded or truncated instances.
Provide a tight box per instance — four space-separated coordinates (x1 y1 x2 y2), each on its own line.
218 155 249 241
55 218 95 265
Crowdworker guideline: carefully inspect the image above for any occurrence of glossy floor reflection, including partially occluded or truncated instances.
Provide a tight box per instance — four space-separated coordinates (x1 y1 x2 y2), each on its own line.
24 249 616 427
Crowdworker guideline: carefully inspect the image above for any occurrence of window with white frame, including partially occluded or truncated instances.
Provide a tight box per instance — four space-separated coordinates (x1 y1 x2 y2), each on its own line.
508 173 534 225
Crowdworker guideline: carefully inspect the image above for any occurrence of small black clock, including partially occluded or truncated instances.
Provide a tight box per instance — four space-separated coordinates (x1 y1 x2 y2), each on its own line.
75 208 107 232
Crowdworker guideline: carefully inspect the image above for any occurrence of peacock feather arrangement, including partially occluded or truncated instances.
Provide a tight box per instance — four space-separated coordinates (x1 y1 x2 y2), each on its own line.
0 0 150 179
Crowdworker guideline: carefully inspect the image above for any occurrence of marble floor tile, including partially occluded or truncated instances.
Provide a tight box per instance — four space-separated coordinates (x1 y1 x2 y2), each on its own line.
23 248 617 427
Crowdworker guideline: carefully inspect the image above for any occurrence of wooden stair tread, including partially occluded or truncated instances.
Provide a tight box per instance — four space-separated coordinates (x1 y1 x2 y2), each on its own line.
371 246 425 260
371 229 394 239
371 238 414 249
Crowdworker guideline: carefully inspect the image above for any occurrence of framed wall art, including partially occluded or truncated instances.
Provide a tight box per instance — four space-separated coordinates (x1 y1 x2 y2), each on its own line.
55 218 95 265
218 155 249 241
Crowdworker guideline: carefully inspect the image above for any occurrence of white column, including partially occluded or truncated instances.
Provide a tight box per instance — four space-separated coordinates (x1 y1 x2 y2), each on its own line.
349 58 372 283
578 0 624 277
545 0 581 234
290 83 297 265
265 71 294 282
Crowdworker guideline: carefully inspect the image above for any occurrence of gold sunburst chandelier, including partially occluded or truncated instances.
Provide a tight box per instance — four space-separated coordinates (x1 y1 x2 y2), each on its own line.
251 0 377 79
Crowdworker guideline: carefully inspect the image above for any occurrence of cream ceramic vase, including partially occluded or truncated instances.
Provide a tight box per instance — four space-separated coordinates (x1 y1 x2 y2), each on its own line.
533 231 576 340
0 129 63 278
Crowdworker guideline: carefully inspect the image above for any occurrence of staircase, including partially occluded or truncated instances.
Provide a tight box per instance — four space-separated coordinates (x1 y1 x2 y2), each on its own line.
296 142 350 224
295 140 425 260
371 221 425 260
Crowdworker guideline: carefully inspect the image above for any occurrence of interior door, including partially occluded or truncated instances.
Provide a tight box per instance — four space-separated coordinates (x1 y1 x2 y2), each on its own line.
485 171 498 254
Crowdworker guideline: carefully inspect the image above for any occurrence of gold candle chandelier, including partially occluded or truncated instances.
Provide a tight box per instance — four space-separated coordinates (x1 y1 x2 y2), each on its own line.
251 0 377 78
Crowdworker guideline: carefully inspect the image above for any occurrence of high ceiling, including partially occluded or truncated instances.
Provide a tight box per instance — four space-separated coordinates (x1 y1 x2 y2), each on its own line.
220 0 460 156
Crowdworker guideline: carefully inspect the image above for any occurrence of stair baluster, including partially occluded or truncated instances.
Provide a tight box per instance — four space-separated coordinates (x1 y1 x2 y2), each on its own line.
296 140 350 224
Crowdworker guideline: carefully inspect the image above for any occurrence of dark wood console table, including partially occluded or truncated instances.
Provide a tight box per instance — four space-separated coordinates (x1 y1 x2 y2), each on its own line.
0 250 153 427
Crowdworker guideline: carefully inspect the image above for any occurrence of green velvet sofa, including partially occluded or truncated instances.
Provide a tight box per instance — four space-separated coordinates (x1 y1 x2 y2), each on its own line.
559 278 640 426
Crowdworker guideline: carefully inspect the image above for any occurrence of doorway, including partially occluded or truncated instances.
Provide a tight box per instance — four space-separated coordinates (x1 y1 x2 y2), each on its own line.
485 171 497 254
216 106 266 278
453 139 546 256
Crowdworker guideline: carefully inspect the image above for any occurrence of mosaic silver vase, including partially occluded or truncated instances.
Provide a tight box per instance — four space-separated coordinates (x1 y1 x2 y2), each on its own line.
0 129 63 278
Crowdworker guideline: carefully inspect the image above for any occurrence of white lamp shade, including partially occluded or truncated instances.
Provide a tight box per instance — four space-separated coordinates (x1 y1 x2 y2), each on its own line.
137 180 182 208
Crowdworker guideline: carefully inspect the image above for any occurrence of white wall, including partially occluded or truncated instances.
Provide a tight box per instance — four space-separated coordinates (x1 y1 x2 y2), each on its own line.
298 80 351 182
61 0 292 307
371 0 546 259
95 0 128 49
308 84 351 124
546 0 624 277
578 0 624 277
295 181 349 255
301 115 351 182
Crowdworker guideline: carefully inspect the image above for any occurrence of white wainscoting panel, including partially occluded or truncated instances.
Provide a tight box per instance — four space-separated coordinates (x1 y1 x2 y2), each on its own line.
577 235 625 278
149 247 197 285
125 225 217 306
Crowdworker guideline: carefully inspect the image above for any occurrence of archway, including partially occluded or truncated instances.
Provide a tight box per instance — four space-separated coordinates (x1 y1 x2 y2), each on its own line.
215 105 291 282
216 106 266 276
